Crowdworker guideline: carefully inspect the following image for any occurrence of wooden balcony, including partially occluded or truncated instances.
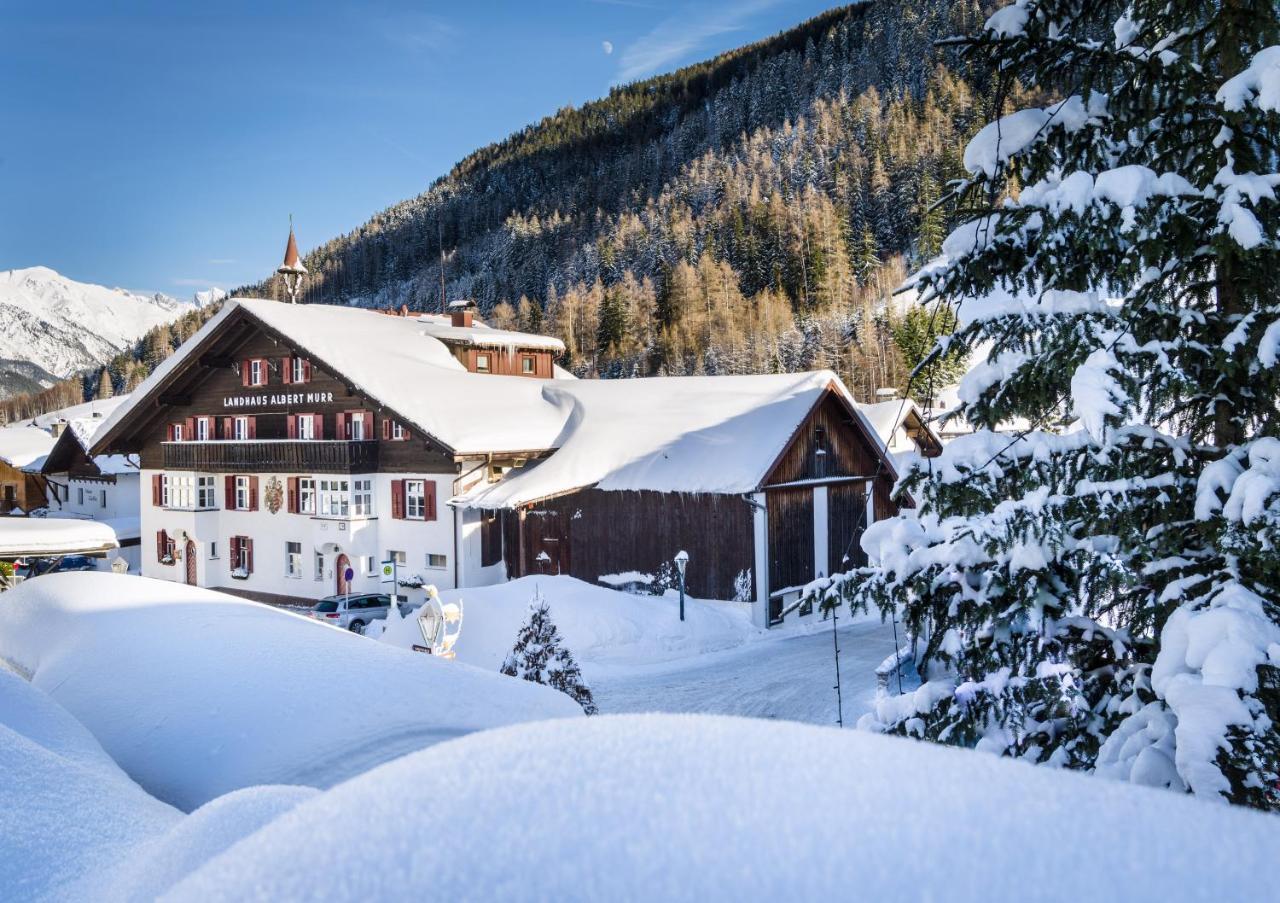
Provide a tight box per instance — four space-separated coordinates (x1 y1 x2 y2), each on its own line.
162 440 379 474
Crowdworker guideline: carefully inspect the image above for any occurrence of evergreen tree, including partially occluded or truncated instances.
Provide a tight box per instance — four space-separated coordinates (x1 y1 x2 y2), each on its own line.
914 169 945 262
891 303 967 400
94 368 114 400
817 0 1280 808
500 590 599 715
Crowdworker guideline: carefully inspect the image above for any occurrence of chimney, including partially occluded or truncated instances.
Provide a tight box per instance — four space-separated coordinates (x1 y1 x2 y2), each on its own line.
449 299 476 328
49 420 67 438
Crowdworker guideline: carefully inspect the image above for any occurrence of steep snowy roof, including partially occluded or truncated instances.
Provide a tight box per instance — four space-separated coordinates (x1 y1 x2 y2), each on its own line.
461 371 881 508
17 394 131 430
416 318 566 352
0 426 55 470
94 301 575 457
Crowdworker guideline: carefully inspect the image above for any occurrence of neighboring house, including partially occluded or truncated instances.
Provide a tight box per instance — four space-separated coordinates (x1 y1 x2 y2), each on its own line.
36 401 142 572
857 399 944 471
90 297 915 627
0 426 54 514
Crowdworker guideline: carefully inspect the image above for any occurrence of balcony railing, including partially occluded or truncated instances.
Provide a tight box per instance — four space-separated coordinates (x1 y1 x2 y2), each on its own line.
162 440 379 474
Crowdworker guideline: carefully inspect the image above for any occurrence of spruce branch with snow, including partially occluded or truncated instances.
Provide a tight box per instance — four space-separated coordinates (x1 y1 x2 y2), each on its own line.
812 0 1280 808
500 590 599 715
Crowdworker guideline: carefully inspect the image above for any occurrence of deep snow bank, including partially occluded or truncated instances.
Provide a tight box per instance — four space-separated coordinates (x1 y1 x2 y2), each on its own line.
165 715 1280 902
0 668 179 899
379 574 757 670
0 573 582 810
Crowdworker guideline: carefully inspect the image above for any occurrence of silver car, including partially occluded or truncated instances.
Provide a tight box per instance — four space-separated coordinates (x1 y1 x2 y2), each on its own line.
307 593 404 634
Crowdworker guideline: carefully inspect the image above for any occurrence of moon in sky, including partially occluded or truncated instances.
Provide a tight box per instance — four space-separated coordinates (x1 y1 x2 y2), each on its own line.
602 40 614 55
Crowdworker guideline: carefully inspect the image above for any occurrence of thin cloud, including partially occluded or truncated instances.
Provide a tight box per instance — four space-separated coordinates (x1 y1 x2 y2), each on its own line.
616 0 780 83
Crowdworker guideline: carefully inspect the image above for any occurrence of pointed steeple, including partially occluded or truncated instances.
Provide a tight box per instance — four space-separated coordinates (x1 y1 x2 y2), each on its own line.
276 216 307 303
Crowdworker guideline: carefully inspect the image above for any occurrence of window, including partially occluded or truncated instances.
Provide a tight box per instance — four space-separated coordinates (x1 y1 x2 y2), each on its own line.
361 555 375 577
405 480 426 519
158 474 170 508
229 536 253 577
314 551 324 581
100 489 107 509
389 420 407 440
250 359 264 386
475 353 491 373
77 487 85 506
233 416 250 441
209 541 218 560
286 541 302 578
298 414 315 440
352 479 374 517
196 418 210 441
387 550 406 566
350 415 365 441
319 478 349 517
522 356 535 374
196 475 216 509
168 475 194 510
170 423 184 442
299 477 316 515
290 356 308 383
156 530 175 564
235 476 250 510
426 553 447 570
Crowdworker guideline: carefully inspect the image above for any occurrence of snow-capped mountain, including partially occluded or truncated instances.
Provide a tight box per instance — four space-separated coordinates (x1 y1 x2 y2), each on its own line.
0 266 200 379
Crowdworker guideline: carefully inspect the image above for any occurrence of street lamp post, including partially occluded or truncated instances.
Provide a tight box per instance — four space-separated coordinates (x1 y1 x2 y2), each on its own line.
674 550 689 622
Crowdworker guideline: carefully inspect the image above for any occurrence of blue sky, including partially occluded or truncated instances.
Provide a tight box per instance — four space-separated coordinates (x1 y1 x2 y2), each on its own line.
1 0 836 296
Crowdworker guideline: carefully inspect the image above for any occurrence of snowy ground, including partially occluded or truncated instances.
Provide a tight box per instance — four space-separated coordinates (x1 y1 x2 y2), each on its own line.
589 616 903 726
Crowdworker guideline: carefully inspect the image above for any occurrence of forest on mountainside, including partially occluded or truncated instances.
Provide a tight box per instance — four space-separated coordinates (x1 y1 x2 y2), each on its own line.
236 0 1003 400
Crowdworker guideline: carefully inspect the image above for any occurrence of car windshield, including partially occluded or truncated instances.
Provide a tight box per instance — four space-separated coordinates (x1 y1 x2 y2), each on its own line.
313 600 339 612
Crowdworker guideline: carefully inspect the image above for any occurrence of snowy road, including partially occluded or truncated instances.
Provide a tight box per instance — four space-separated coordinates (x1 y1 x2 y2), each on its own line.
588 615 908 727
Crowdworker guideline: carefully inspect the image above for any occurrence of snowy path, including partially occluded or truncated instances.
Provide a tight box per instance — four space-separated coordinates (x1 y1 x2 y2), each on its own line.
588 615 906 727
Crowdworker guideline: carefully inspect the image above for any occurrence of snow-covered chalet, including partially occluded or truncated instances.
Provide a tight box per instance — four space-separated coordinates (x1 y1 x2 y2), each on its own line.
92 296 928 627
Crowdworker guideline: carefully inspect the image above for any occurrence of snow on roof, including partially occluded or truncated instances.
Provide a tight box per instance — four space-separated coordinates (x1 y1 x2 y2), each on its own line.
0 517 118 556
162 715 1280 901
18 394 131 430
416 317 566 352
0 572 583 812
40 513 140 542
461 371 877 509
0 426 55 470
95 300 574 456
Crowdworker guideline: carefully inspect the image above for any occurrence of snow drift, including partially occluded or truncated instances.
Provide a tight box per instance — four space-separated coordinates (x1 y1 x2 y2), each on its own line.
0 573 582 810
165 715 1280 901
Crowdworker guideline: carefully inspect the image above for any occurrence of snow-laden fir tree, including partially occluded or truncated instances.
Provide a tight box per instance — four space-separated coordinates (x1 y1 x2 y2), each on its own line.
811 0 1280 808
501 590 599 715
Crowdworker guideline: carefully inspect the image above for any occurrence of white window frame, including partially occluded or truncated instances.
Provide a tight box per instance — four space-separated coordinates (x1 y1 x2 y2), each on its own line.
291 356 307 383
160 475 170 508
233 416 249 441
297 414 315 440
426 553 447 570
391 421 406 440
196 418 210 441
350 415 365 441
77 486 85 506
209 541 218 560
299 477 316 515
196 475 216 509
387 549 406 566
314 551 324 581
285 541 302 578
172 423 184 442
352 478 374 517
235 475 250 511
318 478 349 518
405 479 426 520
250 359 264 386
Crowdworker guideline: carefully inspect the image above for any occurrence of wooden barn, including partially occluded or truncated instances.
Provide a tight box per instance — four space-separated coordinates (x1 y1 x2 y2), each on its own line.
460 373 921 627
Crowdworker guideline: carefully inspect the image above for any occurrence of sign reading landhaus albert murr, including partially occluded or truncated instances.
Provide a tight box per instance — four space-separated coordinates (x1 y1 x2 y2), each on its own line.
222 391 336 408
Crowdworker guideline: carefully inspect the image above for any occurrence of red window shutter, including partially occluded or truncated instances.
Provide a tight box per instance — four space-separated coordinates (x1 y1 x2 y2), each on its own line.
151 474 162 506
334 412 346 440
245 538 254 574
248 476 259 511
156 530 165 561
391 480 405 519
287 415 297 440
287 477 299 514
184 417 195 438
425 480 437 521
225 475 235 510
302 359 311 382
247 417 257 440
382 418 391 440
241 360 249 387
313 413 324 440
229 536 239 568
282 357 292 384
363 411 373 435
220 417 232 440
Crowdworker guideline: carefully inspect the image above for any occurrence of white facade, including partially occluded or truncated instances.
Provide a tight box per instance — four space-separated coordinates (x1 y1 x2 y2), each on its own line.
141 468 504 605
46 472 143 573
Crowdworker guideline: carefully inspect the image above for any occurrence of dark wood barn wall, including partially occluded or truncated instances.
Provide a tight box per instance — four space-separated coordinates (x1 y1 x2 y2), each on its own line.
507 489 756 600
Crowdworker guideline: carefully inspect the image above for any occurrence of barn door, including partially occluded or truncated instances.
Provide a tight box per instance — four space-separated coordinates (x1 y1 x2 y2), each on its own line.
827 482 868 577
767 487 814 623
526 508 570 576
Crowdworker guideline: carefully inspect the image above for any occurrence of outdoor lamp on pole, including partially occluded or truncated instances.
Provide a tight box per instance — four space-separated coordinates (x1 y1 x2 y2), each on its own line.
674 550 689 622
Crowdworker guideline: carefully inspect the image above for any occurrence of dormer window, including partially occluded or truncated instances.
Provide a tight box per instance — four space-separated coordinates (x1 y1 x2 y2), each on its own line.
475 353 491 373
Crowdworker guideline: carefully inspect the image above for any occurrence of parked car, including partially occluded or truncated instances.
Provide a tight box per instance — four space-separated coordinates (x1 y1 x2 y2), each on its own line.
307 593 412 634
13 555 100 579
